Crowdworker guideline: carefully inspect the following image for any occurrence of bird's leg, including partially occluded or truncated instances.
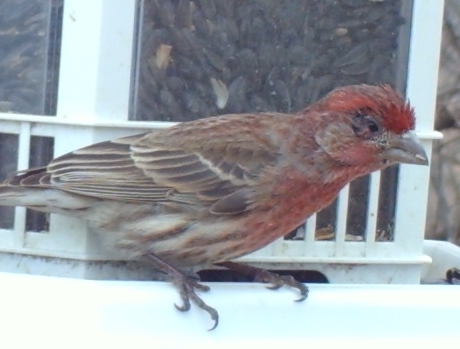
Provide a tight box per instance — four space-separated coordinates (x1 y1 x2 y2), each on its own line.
215 261 309 302
144 253 219 330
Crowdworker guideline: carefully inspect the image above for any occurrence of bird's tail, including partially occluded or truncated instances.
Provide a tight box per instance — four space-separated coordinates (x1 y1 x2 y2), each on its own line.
0 184 94 212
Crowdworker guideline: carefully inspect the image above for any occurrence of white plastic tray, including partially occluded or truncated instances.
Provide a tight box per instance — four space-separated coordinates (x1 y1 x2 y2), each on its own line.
0 271 459 348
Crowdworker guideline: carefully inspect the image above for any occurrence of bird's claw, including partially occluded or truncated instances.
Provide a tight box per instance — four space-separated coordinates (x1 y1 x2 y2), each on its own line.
216 261 309 302
145 253 219 330
172 274 219 330
254 269 309 302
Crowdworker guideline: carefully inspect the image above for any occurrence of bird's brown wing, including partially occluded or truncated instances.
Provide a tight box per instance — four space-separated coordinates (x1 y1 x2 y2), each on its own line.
11 120 280 214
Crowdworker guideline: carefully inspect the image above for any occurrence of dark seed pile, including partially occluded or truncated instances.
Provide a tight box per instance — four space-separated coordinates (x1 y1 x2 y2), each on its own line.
0 0 62 115
132 0 409 122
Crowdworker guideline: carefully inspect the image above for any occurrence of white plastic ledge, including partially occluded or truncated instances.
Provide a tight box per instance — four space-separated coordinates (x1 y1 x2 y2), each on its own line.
0 271 458 348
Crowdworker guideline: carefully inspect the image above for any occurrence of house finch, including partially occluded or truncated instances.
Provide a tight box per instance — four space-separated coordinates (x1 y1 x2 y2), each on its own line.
0 84 428 329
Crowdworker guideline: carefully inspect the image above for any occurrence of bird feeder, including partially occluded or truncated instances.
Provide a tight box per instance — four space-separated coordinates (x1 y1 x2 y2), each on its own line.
0 0 444 284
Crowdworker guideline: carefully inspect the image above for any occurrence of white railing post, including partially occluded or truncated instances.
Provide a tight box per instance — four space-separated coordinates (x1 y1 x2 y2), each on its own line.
395 0 444 254
24 0 138 259
57 0 136 122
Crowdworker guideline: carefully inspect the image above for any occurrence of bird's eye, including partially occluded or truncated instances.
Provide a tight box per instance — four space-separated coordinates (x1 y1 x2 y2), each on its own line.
367 120 379 133
351 115 382 139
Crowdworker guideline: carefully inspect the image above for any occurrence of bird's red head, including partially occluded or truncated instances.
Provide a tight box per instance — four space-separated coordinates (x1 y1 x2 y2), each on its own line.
310 84 415 135
302 84 427 172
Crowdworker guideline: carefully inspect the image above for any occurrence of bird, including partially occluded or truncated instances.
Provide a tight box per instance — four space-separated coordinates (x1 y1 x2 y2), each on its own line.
0 84 428 329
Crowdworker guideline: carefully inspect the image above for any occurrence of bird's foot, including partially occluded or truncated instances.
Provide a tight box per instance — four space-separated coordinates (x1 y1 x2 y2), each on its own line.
215 261 309 301
145 253 219 330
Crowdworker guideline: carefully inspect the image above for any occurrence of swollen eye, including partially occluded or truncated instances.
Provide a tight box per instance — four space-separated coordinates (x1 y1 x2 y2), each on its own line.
367 120 379 133
351 115 382 139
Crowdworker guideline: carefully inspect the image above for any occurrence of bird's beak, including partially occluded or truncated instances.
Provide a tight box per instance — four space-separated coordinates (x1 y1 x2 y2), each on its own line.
381 131 429 165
